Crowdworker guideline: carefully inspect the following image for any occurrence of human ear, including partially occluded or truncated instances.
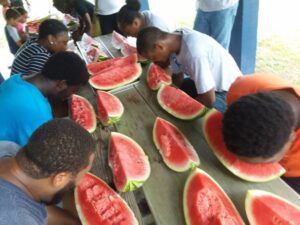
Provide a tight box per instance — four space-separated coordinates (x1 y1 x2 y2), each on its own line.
51 172 72 188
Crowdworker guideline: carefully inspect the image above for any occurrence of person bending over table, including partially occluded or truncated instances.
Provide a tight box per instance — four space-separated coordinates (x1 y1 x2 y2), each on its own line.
117 0 176 37
11 19 68 76
0 119 96 225
136 26 242 112
0 51 90 147
222 74 300 194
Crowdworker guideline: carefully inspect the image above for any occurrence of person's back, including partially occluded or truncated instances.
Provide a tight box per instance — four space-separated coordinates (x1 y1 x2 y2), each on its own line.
11 19 68 76
141 10 176 32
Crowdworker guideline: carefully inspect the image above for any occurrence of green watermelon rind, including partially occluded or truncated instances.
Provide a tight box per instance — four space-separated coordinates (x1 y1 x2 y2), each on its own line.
89 63 142 90
183 168 245 225
152 117 200 172
202 109 286 182
245 189 300 225
109 132 151 192
74 172 139 225
146 63 172 91
157 85 208 120
71 94 97 133
97 91 124 126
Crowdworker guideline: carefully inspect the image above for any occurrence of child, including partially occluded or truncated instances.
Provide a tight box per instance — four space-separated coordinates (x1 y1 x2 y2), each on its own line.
117 0 176 37
137 27 242 112
4 8 23 54
222 74 300 193
15 7 28 42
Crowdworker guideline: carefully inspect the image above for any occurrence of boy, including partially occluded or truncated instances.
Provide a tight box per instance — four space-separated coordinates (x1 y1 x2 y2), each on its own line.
4 8 24 54
15 7 28 41
222 74 300 193
0 51 90 146
137 27 241 112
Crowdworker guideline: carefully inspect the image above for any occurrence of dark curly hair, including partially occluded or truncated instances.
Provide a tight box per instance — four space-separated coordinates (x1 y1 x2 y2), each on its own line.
137 26 168 55
42 51 89 85
222 91 295 158
16 119 96 179
38 19 68 40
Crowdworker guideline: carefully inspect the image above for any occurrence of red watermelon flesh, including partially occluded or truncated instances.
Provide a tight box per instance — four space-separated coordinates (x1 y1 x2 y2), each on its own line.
70 95 97 133
96 91 124 126
153 117 200 172
184 168 245 225
87 54 138 76
75 173 138 225
202 109 286 182
157 85 207 120
245 190 300 225
111 31 127 49
89 63 142 90
108 132 151 192
121 42 137 56
147 63 172 90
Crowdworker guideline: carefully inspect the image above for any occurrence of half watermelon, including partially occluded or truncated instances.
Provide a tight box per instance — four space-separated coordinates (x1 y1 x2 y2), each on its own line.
87 54 138 76
96 91 124 126
245 190 300 225
202 109 286 182
70 94 97 133
89 63 142 90
147 63 172 91
75 173 138 225
157 85 207 120
153 117 200 172
108 132 151 192
184 168 245 225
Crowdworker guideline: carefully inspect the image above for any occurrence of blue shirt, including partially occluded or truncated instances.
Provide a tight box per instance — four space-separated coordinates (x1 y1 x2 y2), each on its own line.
0 74 52 146
0 179 47 225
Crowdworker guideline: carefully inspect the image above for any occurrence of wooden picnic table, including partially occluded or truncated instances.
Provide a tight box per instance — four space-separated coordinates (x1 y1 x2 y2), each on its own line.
74 34 300 225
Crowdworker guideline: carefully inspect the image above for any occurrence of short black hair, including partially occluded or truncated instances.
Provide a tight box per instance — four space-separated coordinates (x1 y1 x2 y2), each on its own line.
16 119 96 179
137 26 168 55
117 0 141 27
41 51 89 85
222 92 295 158
5 8 20 20
15 6 27 15
38 19 68 40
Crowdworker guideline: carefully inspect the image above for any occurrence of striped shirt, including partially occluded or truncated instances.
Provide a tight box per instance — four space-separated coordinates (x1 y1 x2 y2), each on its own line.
11 38 51 76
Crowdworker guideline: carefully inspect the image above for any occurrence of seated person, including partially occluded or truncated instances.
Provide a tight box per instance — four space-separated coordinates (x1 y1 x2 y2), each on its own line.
11 19 68 76
4 8 24 54
137 27 242 112
0 51 90 146
53 0 94 38
117 0 176 37
15 6 28 41
0 118 96 225
222 74 300 193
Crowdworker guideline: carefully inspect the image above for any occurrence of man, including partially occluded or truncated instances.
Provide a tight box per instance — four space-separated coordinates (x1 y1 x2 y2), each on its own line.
0 51 89 146
194 0 239 50
0 119 96 225
222 74 300 193
136 27 241 112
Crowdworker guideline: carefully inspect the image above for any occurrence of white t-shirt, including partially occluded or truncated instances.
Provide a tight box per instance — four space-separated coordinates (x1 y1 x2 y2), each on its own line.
170 28 241 94
141 10 177 32
196 0 239 12
95 0 125 15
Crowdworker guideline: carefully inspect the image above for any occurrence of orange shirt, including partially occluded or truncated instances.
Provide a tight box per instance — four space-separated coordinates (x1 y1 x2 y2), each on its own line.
227 73 300 177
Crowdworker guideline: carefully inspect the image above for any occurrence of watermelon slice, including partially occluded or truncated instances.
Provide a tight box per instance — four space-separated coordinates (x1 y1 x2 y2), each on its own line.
245 190 300 225
108 132 151 192
121 42 137 56
89 63 142 90
184 168 245 225
157 85 207 120
111 31 127 49
153 117 200 172
87 54 138 76
96 91 124 126
202 109 286 182
147 63 172 91
70 95 97 133
75 173 138 225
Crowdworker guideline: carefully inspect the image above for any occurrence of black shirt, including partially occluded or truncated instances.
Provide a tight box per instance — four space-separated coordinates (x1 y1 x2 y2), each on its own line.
74 0 94 20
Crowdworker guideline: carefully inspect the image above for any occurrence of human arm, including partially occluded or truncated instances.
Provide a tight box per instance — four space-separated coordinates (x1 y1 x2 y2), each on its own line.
195 88 216 107
81 13 93 35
